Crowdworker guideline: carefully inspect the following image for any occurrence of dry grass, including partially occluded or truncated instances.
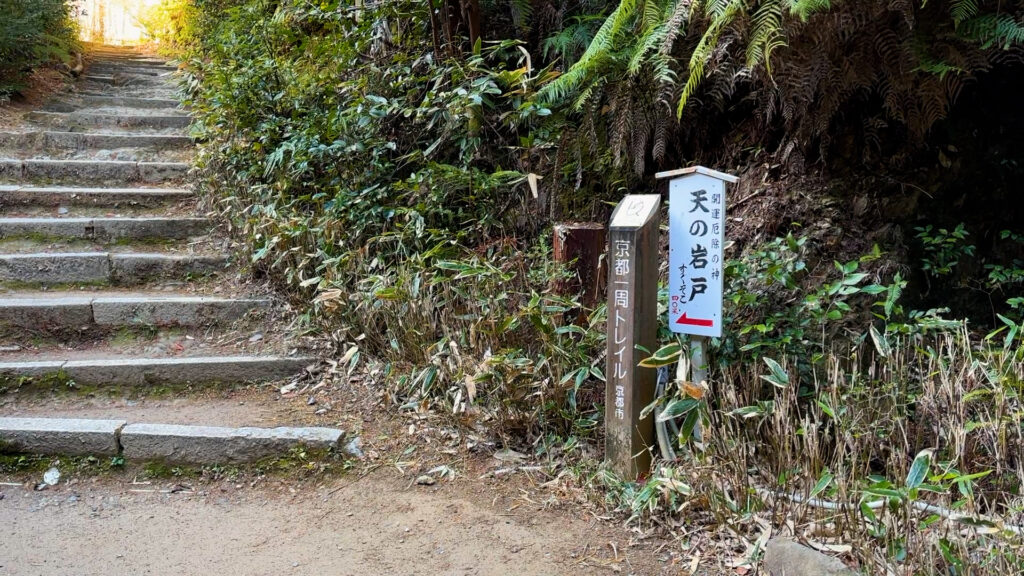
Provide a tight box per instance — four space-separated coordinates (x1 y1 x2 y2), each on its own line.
0 69 72 129
614 324 1024 574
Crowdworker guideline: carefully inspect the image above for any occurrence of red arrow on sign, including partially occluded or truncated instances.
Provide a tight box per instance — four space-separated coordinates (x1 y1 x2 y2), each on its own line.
675 312 714 327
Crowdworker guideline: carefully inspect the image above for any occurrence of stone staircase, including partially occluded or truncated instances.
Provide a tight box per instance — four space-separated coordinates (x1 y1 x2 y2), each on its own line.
0 46 340 465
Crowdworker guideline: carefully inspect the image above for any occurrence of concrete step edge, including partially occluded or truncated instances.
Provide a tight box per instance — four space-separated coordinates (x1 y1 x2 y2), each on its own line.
0 417 342 463
0 217 211 240
121 423 342 463
0 294 271 329
0 417 124 455
0 355 315 387
0 186 191 207
0 159 189 185
0 252 227 285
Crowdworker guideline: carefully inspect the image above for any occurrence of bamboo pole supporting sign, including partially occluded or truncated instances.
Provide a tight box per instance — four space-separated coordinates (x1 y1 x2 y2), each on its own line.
605 194 660 479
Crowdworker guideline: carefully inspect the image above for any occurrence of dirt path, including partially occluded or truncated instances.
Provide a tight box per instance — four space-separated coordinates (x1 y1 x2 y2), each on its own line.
0 465 671 576
0 387 685 575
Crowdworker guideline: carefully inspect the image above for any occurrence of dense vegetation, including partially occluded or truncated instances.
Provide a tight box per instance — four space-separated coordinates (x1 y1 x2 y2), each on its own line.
163 0 1024 572
0 0 80 100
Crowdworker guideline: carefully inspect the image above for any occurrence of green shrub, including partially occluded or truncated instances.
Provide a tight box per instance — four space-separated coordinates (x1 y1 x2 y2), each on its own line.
177 0 607 444
0 0 79 100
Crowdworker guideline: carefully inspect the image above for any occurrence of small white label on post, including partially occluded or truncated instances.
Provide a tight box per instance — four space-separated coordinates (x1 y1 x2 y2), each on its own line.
667 172 727 337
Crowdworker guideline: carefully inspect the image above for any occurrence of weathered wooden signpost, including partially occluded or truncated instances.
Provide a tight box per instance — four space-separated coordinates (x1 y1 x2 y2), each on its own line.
659 166 737 443
605 194 660 478
604 168 735 478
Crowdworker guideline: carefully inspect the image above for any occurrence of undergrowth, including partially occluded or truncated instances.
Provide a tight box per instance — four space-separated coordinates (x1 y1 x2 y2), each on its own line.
0 0 79 100
609 234 1024 573
162 0 1024 573
178 0 611 445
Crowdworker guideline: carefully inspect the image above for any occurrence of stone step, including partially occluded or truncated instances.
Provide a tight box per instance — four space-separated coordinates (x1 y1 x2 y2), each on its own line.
88 56 170 63
0 217 210 240
0 417 124 455
43 100 183 115
85 63 173 74
87 53 168 63
59 94 181 109
0 131 192 152
0 159 188 185
0 355 313 387
0 252 225 285
26 111 189 130
0 185 191 207
0 417 342 463
120 423 342 463
87 66 176 77
81 74 175 88
78 84 178 98
0 293 270 331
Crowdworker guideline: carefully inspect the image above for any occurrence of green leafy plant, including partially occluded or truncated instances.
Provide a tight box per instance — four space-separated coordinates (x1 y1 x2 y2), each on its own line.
915 223 976 278
0 0 79 99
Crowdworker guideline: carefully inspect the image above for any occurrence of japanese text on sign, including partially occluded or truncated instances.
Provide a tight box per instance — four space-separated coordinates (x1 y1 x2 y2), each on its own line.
667 171 730 337
610 237 631 421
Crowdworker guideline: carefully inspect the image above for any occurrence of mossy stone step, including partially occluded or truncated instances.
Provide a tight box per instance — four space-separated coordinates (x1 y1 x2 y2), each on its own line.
0 293 270 331
0 355 314 387
26 111 189 131
0 131 192 151
0 159 188 185
53 94 182 110
0 186 191 207
0 252 225 285
0 217 210 240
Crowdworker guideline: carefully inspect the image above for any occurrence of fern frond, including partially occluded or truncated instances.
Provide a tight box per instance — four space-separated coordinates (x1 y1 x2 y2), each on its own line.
677 0 743 117
641 0 665 33
538 0 641 103
961 13 1024 50
746 0 787 72
790 0 832 22
702 0 732 19
628 18 670 76
949 0 979 27
660 0 692 57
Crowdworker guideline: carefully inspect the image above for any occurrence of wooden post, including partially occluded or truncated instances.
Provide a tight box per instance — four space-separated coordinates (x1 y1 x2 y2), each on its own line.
605 195 660 479
553 222 606 308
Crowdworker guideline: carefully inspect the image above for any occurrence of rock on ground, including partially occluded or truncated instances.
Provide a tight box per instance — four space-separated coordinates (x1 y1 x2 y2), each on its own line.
763 537 857 576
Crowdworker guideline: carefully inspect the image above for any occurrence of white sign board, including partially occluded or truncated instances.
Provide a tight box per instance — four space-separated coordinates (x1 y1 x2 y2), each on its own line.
661 167 736 338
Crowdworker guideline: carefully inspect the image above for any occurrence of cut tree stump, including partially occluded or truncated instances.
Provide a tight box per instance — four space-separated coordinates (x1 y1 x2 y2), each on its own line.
552 222 606 308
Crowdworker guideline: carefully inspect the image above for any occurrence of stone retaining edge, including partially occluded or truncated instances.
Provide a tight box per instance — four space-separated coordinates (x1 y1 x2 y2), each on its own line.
0 417 343 464
0 295 270 330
